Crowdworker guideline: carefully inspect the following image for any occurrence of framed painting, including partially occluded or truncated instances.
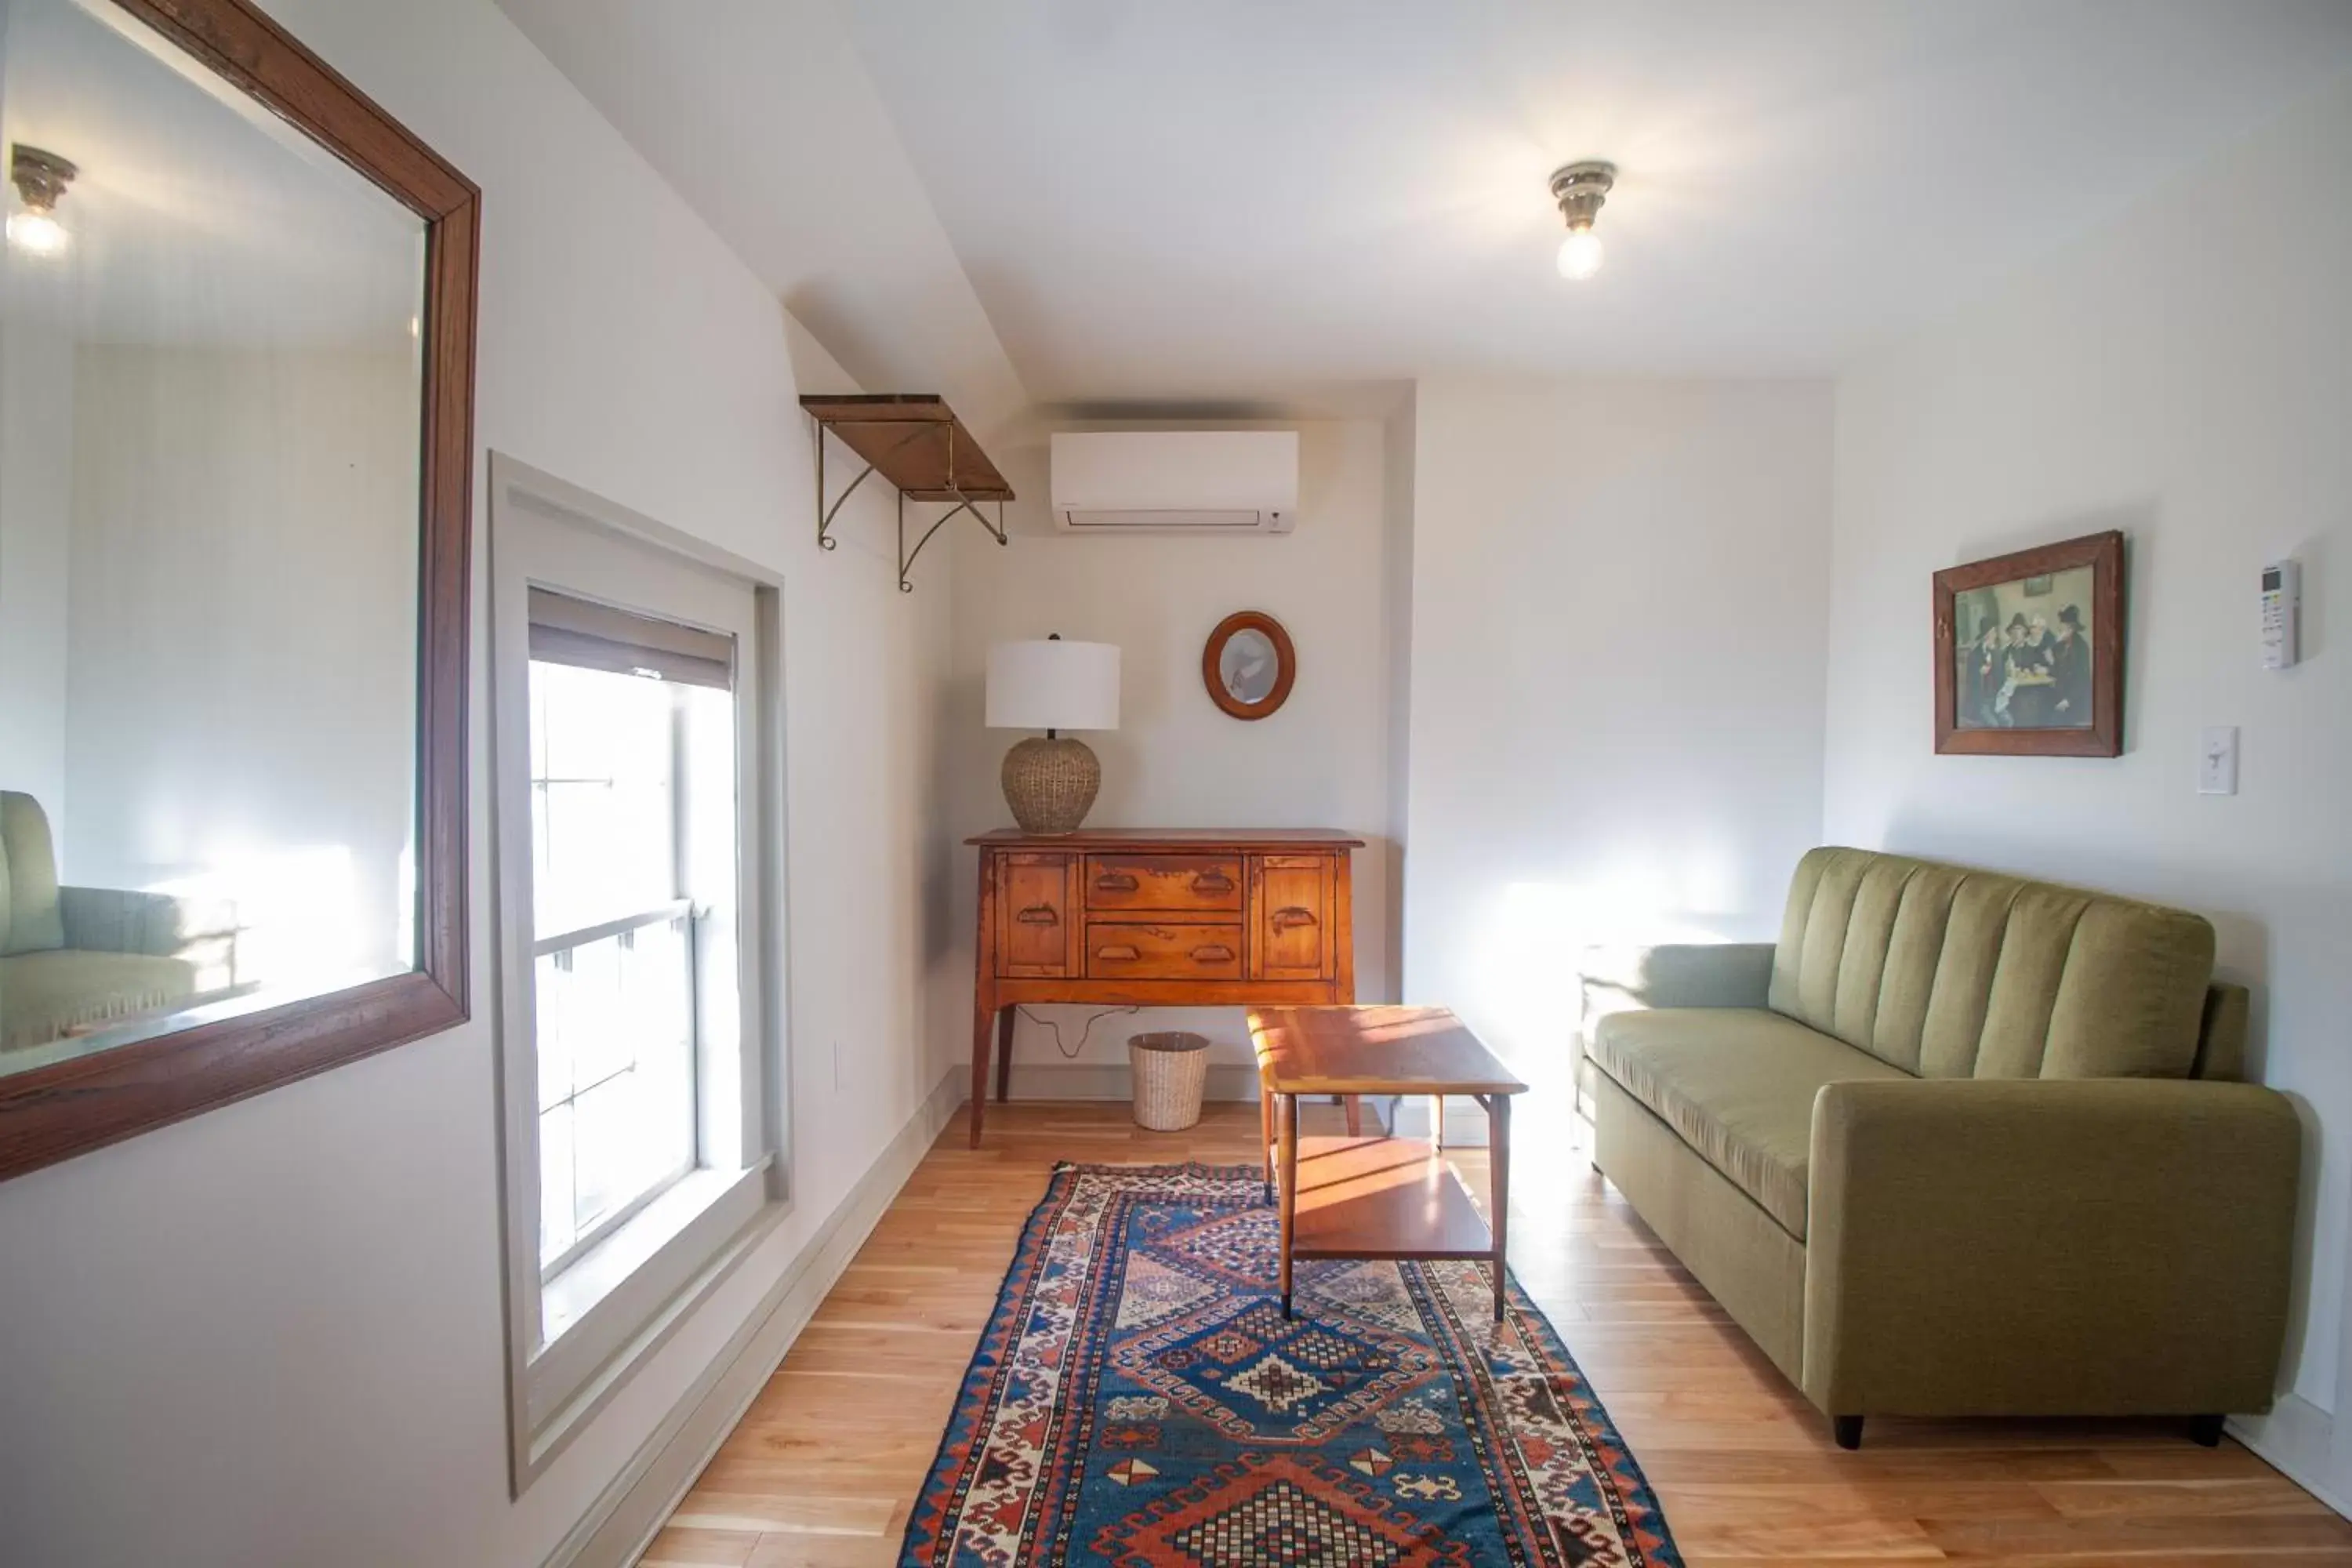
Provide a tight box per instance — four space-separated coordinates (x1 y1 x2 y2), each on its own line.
1934 531 2124 757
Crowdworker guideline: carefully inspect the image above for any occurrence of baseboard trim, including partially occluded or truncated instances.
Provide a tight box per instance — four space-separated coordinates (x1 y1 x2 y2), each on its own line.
2230 1392 2349 1520
548 1065 967 1568
1003 1061 1261 1103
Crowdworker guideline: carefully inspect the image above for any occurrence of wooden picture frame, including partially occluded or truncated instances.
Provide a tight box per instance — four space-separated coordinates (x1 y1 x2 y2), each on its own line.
1203 610 1298 720
0 0 479 1181
1934 531 2124 757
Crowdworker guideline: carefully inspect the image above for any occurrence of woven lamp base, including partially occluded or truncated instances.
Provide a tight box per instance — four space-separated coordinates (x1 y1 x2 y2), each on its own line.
1001 735 1101 834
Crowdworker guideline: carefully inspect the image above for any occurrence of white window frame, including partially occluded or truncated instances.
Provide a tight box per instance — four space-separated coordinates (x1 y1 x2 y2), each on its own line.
488 454 792 1494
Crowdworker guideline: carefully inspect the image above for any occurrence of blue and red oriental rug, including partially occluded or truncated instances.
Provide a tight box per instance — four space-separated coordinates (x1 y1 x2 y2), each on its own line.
901 1162 1682 1566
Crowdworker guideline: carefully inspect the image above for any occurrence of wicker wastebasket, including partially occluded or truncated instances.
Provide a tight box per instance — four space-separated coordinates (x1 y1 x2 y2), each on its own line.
1128 1031 1211 1131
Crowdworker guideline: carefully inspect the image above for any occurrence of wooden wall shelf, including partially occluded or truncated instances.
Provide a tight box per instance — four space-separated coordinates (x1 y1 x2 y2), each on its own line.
802 394 1012 593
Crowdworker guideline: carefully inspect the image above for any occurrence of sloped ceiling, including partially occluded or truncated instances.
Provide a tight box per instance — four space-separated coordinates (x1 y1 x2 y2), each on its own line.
495 0 1029 434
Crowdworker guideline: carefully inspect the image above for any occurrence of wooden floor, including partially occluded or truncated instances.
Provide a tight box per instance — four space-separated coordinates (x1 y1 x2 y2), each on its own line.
643 1101 2352 1567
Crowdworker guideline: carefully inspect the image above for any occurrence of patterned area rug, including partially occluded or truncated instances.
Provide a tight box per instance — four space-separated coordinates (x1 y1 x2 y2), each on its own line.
901 1162 1682 1566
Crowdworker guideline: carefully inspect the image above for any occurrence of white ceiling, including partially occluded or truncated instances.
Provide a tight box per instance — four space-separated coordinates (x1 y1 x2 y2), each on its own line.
506 0 2352 409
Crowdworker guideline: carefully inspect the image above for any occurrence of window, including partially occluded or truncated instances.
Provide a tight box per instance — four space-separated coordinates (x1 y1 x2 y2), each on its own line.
528 593 737 1273
488 456 782 1490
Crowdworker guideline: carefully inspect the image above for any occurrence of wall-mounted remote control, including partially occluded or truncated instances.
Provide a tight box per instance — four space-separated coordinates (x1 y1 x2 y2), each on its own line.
2262 559 2299 670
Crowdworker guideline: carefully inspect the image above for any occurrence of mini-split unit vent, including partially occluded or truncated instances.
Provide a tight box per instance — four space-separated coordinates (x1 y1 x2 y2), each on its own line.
1050 430 1298 535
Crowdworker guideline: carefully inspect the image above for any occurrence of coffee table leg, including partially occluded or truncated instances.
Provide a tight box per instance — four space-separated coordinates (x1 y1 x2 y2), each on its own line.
1278 1091 1299 1319
1260 1076 1276 1204
1490 1093 1512 1323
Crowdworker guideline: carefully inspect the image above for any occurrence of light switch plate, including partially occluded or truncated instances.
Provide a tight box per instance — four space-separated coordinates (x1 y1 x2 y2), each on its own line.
2199 726 2239 796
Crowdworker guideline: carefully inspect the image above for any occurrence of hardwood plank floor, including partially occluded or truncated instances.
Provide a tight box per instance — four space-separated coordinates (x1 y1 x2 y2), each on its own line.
642 1101 2352 1566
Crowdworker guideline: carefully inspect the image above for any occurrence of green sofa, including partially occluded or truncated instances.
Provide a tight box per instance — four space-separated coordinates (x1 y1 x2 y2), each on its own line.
0 791 238 1056
1580 845 2299 1450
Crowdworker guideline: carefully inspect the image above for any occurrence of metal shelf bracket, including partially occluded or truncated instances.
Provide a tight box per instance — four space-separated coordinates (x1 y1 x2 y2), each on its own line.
805 400 1013 593
898 487 1007 593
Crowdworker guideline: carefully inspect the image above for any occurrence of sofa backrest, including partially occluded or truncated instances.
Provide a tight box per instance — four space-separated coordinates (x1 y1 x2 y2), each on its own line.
0 792 65 957
1769 846 2217 1080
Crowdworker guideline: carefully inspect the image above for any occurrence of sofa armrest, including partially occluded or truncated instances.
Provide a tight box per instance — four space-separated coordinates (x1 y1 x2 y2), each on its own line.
1803 1077 2299 1418
59 885 237 960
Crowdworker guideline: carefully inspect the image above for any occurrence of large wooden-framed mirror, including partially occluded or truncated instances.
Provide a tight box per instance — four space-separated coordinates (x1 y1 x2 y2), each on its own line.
0 0 477 1179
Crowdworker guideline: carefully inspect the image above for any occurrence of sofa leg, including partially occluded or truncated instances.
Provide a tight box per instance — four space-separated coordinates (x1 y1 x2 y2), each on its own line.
1832 1415 1864 1450
2189 1414 2226 1448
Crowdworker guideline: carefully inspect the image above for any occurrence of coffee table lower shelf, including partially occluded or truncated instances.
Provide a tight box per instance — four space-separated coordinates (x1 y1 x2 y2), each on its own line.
1287 1134 1494 1260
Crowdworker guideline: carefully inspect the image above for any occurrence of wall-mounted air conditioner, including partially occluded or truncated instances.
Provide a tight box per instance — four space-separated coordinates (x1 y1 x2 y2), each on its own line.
1050 431 1298 534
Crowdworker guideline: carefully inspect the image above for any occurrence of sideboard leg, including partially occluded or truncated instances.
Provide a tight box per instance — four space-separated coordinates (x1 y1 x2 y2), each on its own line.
995 1006 1016 1102
1342 1095 1362 1137
969 994 994 1148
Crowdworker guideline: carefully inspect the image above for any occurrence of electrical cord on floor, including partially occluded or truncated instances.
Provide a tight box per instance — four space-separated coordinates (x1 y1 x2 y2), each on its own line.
1015 1004 1141 1060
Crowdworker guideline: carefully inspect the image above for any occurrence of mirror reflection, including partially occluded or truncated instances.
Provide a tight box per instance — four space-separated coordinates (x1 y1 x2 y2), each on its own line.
0 0 428 1073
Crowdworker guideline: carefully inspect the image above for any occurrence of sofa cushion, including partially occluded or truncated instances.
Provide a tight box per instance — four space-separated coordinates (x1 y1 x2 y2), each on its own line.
0 949 199 1054
1588 1007 1909 1239
1767 847 2214 1080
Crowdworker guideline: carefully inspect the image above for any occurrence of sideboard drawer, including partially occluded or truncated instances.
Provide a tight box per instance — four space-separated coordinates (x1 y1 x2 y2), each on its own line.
1252 855 1334 980
998 853 1076 976
1084 921 1244 981
1083 854 1244 914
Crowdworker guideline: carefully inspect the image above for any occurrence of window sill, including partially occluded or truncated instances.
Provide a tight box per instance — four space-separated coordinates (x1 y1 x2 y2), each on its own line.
523 1157 775 1457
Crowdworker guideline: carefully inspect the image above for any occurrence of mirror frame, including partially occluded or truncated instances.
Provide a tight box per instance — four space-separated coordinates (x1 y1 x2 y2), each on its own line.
1202 609 1297 720
0 0 478 1181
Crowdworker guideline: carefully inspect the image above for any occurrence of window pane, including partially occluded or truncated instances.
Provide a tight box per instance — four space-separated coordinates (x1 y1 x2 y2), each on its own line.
534 920 695 1267
529 660 676 940
539 1101 576 1264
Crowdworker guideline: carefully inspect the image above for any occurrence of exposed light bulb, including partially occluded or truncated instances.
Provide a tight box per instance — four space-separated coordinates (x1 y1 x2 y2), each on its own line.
6 209 67 256
1556 227 1603 281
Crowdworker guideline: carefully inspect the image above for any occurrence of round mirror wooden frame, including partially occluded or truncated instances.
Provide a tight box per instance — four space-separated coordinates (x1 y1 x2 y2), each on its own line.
1202 611 1297 720
0 0 479 1183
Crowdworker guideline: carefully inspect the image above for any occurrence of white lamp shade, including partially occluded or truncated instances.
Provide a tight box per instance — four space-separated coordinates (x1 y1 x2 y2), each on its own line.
986 639 1120 731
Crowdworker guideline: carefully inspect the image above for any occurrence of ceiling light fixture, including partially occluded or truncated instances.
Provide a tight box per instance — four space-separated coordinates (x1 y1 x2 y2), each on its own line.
8 144 77 256
1549 160 1615 281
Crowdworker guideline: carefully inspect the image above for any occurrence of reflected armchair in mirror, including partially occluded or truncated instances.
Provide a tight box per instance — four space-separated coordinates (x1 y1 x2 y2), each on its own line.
0 793 246 1065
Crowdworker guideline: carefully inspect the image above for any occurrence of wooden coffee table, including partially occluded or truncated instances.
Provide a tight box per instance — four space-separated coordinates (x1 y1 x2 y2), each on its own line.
1247 1005 1527 1322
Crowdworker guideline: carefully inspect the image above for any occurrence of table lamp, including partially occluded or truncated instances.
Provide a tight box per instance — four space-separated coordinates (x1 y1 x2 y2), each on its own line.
986 635 1120 833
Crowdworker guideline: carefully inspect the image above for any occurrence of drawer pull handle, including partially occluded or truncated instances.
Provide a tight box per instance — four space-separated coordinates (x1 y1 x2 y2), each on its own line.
1014 905 1059 926
1272 906 1319 932
1094 943 1141 961
1094 873 1140 893
1191 943 1235 963
1191 871 1236 894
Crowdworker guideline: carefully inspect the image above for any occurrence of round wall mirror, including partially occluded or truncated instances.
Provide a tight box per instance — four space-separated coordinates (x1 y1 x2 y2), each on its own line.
1202 611 1297 720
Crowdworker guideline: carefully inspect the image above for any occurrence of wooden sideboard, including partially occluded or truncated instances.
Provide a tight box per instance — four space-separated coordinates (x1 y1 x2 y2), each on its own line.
967 829 1362 1145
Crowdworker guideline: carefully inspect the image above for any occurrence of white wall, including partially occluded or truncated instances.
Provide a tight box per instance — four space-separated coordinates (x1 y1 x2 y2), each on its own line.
1824 74 2352 1494
0 292 75 824
0 1 958 1564
66 343 418 980
1403 376 1834 1105
944 419 1397 1088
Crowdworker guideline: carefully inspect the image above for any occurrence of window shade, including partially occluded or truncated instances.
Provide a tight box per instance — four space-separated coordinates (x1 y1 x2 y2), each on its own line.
528 588 733 690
